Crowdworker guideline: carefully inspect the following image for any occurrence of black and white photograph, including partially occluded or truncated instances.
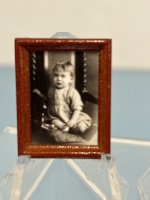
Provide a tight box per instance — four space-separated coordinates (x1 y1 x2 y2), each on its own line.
15 38 111 158
30 51 99 145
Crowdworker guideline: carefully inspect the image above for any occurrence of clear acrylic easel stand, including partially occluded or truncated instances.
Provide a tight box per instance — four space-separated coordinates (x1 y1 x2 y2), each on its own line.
0 33 128 200
0 146 128 200
138 168 150 200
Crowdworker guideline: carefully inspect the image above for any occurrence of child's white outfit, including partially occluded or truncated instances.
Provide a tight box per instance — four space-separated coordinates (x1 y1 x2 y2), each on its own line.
48 86 91 132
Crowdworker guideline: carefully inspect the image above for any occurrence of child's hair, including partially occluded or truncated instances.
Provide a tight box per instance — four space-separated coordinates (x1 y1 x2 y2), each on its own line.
52 61 74 78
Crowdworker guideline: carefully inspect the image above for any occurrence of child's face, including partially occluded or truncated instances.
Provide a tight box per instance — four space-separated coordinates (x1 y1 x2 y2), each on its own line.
53 69 72 89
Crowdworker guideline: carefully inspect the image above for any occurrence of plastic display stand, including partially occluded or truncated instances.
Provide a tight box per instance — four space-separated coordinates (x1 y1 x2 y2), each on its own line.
0 128 129 200
138 168 150 200
0 110 129 198
0 152 128 200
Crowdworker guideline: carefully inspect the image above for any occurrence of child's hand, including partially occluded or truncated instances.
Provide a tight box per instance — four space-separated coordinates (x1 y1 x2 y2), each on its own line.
67 119 76 128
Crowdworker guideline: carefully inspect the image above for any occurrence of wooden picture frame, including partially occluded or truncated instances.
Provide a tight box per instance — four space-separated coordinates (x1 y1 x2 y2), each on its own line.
15 38 111 158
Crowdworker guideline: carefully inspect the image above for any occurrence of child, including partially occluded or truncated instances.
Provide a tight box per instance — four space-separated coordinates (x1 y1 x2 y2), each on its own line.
47 61 92 134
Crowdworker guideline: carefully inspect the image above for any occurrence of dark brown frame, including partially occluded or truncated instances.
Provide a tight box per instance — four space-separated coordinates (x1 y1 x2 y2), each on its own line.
15 38 111 158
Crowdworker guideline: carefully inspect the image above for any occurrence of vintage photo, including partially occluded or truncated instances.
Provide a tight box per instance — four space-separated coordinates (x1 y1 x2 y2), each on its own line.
31 51 99 145
15 38 111 158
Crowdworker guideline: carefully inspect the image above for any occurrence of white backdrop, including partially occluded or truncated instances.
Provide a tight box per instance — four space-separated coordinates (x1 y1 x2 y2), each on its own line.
0 0 150 70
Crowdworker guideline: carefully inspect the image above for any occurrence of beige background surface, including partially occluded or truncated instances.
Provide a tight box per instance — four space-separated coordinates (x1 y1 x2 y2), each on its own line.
0 0 150 70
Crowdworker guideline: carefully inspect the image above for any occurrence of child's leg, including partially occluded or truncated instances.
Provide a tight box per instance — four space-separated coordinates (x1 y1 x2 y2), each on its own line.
52 119 66 130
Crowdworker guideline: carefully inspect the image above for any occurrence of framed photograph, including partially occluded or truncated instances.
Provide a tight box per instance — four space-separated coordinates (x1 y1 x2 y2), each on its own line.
15 38 111 158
